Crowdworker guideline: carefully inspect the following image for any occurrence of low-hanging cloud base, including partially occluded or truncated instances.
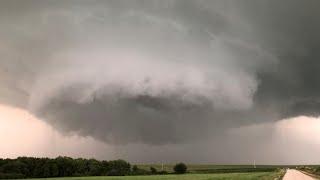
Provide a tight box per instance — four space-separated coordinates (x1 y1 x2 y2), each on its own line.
2 105 320 164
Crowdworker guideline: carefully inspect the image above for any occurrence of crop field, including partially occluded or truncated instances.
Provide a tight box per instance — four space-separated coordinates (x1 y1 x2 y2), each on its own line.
20 172 281 180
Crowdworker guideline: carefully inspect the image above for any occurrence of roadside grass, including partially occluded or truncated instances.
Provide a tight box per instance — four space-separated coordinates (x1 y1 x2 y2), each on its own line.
297 166 320 179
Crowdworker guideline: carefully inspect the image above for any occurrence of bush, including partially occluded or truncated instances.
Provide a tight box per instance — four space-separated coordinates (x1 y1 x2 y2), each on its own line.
173 163 187 174
130 166 150 176
158 170 168 175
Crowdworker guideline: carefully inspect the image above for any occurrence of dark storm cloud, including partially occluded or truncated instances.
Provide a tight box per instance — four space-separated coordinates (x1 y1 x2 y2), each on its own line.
1 0 320 144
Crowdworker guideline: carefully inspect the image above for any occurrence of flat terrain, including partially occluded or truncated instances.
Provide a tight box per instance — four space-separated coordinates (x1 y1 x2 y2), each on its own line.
16 164 286 180
138 164 255 171
138 164 281 173
283 169 315 180
21 172 279 180
138 164 276 170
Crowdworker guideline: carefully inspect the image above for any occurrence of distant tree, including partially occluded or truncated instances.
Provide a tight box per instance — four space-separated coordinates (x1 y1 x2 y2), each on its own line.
87 159 102 176
0 156 133 179
42 162 51 177
173 163 187 174
73 158 89 176
150 166 157 174
50 162 59 177
101 160 110 175
1 160 27 175
107 160 131 176
33 158 49 177
55 157 75 177
16 157 36 177
132 165 138 172
0 158 7 169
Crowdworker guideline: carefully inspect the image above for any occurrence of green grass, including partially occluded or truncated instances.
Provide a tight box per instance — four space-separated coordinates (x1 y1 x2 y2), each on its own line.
19 165 286 180
21 172 280 180
137 164 281 173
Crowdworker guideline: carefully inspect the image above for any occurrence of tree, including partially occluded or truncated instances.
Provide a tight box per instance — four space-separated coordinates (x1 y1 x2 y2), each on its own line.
55 157 75 177
0 156 133 178
150 166 157 174
101 160 109 175
173 163 187 174
107 160 131 176
73 158 89 176
87 159 102 176
1 160 28 175
132 165 138 172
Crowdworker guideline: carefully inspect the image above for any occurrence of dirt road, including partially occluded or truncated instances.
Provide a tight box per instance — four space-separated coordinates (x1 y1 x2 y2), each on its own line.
283 169 315 180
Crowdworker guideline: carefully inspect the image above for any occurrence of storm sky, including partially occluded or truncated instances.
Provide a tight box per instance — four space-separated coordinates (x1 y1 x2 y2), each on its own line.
1 0 320 164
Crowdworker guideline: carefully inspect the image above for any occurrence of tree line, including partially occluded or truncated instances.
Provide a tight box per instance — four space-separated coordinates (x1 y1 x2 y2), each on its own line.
0 156 187 179
0 156 129 179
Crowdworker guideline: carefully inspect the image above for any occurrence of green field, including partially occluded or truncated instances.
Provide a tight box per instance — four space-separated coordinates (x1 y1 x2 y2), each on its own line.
20 172 280 180
19 165 286 180
137 164 282 173
16 164 286 180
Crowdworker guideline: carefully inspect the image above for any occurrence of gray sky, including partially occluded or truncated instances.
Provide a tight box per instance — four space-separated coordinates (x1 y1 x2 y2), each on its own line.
1 0 320 164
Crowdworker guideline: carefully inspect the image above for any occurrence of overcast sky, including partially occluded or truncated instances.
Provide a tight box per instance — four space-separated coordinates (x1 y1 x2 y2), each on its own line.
1 0 320 164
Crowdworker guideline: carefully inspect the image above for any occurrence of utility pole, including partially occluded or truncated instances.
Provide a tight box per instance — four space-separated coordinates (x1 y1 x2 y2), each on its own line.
254 160 256 168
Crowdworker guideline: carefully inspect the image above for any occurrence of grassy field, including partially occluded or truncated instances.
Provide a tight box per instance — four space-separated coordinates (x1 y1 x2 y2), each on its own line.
20 172 281 180
18 165 286 180
137 164 282 173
